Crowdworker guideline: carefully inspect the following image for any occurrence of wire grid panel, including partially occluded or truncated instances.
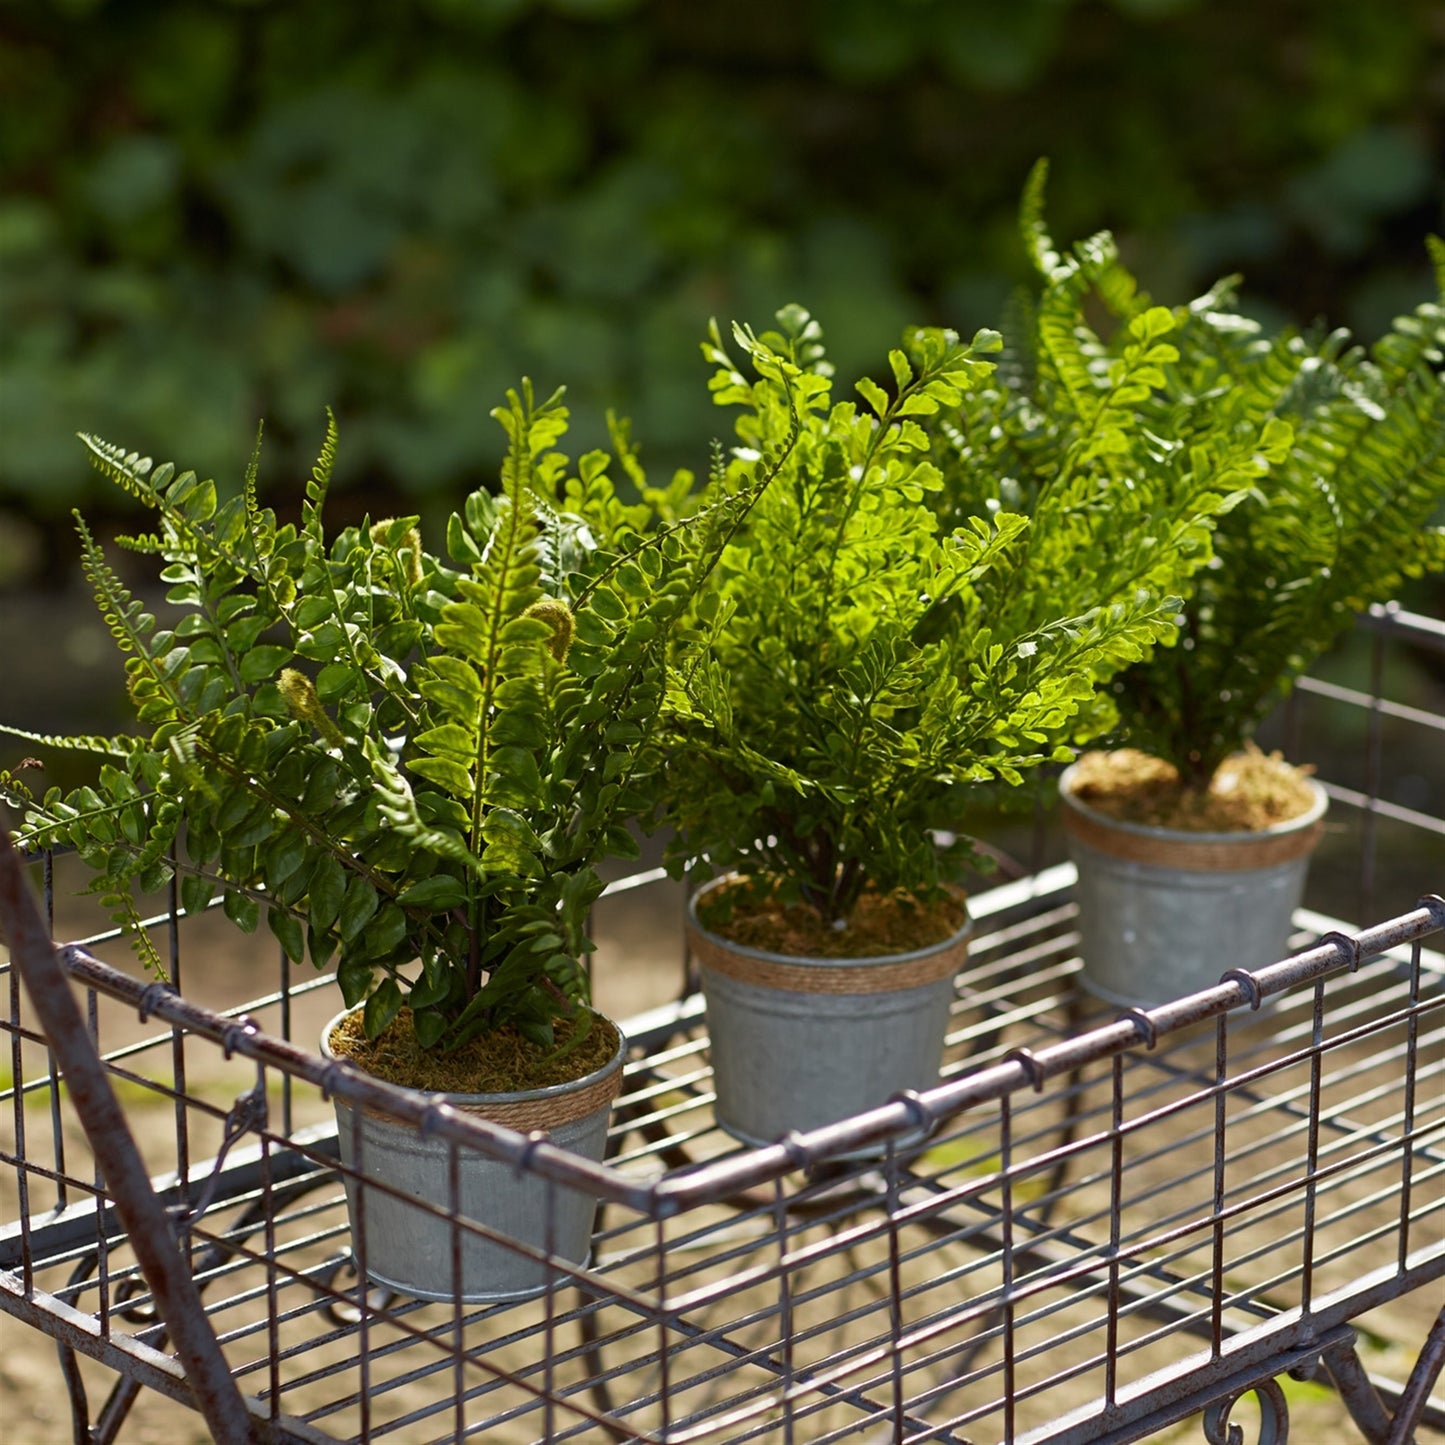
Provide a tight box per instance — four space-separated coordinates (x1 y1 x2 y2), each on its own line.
1 599 1443 1443
1 871 1442 1444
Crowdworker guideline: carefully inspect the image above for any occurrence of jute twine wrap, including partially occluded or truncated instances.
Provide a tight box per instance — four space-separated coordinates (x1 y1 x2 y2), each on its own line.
440 1056 624 1132
686 887 972 996
1060 782 1327 873
353 1058 622 1131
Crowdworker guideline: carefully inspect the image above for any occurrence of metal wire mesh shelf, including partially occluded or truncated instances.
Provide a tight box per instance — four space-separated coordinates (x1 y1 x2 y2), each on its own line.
2 604 1443 1444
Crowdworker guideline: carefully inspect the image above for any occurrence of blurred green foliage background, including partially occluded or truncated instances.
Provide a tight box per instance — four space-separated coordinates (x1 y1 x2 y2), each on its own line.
2 0 1442 570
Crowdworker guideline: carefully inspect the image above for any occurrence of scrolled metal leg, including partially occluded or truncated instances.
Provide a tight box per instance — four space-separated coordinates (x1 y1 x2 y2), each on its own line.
1202 1374 1291 1445
1320 1331 1393 1445
1385 1303 1445 1445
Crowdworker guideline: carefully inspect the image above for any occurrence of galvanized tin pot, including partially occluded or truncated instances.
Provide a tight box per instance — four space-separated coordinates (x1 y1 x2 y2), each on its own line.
1059 764 1329 1009
321 1010 623 1302
686 877 972 1149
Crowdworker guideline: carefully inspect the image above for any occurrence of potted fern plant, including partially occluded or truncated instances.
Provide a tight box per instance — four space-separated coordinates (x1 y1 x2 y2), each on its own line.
1051 238 1445 1006
652 273 1273 1146
0 384 755 1299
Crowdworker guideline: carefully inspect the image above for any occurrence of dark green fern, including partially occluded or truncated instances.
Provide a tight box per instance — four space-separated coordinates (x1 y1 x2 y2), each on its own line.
928 162 1445 789
1 385 786 1052
1113 256 1445 785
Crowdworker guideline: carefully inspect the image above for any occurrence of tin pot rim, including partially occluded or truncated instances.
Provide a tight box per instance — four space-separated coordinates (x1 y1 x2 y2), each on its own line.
686 872 972 970
1058 762 1329 845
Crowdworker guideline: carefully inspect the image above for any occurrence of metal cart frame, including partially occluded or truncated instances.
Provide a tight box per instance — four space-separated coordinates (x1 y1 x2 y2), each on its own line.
2 603 1442 1444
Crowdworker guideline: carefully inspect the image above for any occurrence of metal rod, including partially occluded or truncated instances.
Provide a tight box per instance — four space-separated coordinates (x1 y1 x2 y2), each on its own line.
1361 621 1388 920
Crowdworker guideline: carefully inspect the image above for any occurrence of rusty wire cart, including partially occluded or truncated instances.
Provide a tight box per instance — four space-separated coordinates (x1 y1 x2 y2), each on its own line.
2 603 1442 1445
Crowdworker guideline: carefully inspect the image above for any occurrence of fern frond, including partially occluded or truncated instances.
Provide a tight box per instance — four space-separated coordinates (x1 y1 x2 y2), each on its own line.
74 514 158 660
111 529 168 554
96 887 168 980
1427 235 1445 298
77 434 166 510
0 722 140 760
1019 157 1059 278
0 770 34 812
369 744 484 872
1033 233 1117 430
242 419 276 566
303 409 339 543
